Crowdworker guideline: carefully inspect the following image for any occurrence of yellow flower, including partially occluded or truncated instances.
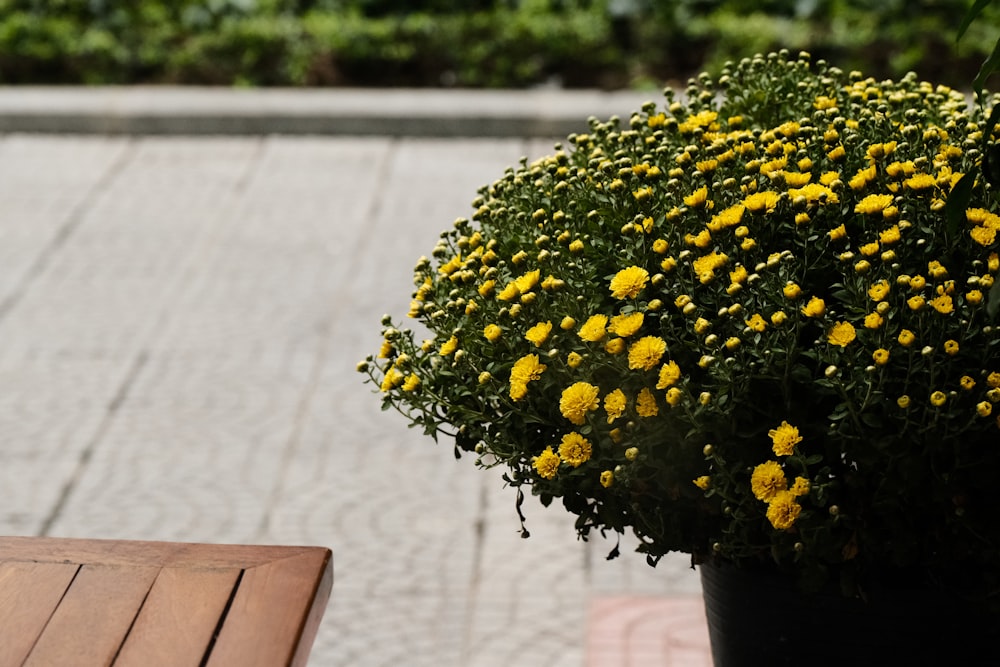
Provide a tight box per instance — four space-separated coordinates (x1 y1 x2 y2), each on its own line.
744 191 780 213
768 421 803 456
708 204 745 231
402 374 421 392
684 185 710 208
497 282 520 301
514 269 541 293
872 348 890 366
610 266 650 299
380 367 405 392
978 401 993 417
827 321 856 346
745 313 768 332
567 351 583 368
961 375 977 391
657 360 682 389
608 312 645 337
864 312 884 329
868 280 890 301
860 242 880 256
855 193 894 215
930 391 947 407
665 387 683 407
440 336 459 356
533 447 561 479
693 476 711 491
560 316 576 330
967 290 984 305
484 324 504 342
770 310 788 326
578 314 609 342
907 295 925 311
879 225 901 245
569 239 585 253
628 336 667 371
558 432 593 467
790 477 810 497
636 388 659 417
766 491 802 530
478 280 496 297
897 395 911 409
604 389 627 424
600 470 614 488
730 265 749 284
509 354 547 401
783 282 802 300
692 251 729 283
525 321 553 347
560 382 600 425
751 460 787 501
801 296 826 317
929 294 954 314
605 338 626 355
904 172 937 191
944 339 959 356
988 371 1000 388
378 339 394 358
653 238 669 253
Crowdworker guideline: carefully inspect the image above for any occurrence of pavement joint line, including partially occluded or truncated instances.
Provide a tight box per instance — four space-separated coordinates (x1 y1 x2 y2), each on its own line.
0 86 661 137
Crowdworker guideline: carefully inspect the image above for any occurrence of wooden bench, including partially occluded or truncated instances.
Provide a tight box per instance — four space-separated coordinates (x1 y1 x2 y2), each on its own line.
0 536 333 667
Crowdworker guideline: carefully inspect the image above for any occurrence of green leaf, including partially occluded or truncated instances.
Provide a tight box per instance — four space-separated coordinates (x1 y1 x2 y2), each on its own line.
945 171 976 243
973 36 1000 100
957 0 994 43
987 276 1000 318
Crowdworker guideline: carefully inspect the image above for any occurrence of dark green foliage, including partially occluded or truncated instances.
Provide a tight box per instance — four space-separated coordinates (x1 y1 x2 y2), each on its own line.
0 0 995 87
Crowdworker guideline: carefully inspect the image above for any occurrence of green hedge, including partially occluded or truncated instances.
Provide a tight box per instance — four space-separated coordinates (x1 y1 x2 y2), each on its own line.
0 0 995 87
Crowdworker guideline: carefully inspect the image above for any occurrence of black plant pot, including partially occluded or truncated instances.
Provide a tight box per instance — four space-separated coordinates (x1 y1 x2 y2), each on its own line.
700 561 1000 666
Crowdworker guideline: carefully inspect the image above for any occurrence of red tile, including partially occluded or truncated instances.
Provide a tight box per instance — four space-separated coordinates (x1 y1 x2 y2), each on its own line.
586 595 712 667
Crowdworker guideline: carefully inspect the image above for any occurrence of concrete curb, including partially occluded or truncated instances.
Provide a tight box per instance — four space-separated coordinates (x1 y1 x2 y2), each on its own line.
0 86 662 137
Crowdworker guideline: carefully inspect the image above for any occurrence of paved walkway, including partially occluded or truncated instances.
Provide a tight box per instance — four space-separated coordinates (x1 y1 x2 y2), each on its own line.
0 89 710 666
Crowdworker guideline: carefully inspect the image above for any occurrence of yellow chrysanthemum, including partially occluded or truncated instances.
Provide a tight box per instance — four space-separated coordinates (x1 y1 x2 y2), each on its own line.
827 321 856 347
929 294 954 314
440 336 459 355
930 391 947 407
868 280 890 301
656 360 682 389
560 382 600 425
707 204 745 231
904 173 937 191
380 367 405 392
509 354 547 401
872 348 890 366
636 387 659 417
790 477 810 497
684 185 710 208
525 321 553 347
402 374 421 392
692 251 729 283
766 491 802 530
744 191 780 213
604 389 627 424
600 470 614 488
567 351 583 368
854 193 894 215
801 296 826 317
533 447 560 479
745 313 767 332
558 432 593 467
610 266 649 299
628 336 667 371
608 312 645 337
768 421 803 456
693 476 711 491
514 269 541 293
751 460 787 501
578 314 609 342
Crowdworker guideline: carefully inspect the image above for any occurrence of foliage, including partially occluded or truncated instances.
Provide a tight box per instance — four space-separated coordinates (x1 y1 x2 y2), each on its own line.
0 1 995 87
362 52 1000 597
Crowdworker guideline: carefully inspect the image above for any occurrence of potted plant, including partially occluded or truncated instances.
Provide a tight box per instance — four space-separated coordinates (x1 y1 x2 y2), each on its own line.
360 51 1000 662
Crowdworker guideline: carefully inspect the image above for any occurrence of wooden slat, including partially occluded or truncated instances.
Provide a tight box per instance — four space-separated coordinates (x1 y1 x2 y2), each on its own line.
206 549 333 667
113 567 242 667
0 536 322 570
0 561 79 666
23 563 159 667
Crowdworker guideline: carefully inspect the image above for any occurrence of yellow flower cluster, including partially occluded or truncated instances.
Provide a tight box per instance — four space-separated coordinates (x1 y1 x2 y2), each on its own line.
365 51 1000 577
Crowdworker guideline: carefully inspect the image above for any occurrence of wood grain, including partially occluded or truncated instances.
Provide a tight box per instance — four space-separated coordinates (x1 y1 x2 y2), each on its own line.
0 561 79 665
23 564 159 667
113 567 241 667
